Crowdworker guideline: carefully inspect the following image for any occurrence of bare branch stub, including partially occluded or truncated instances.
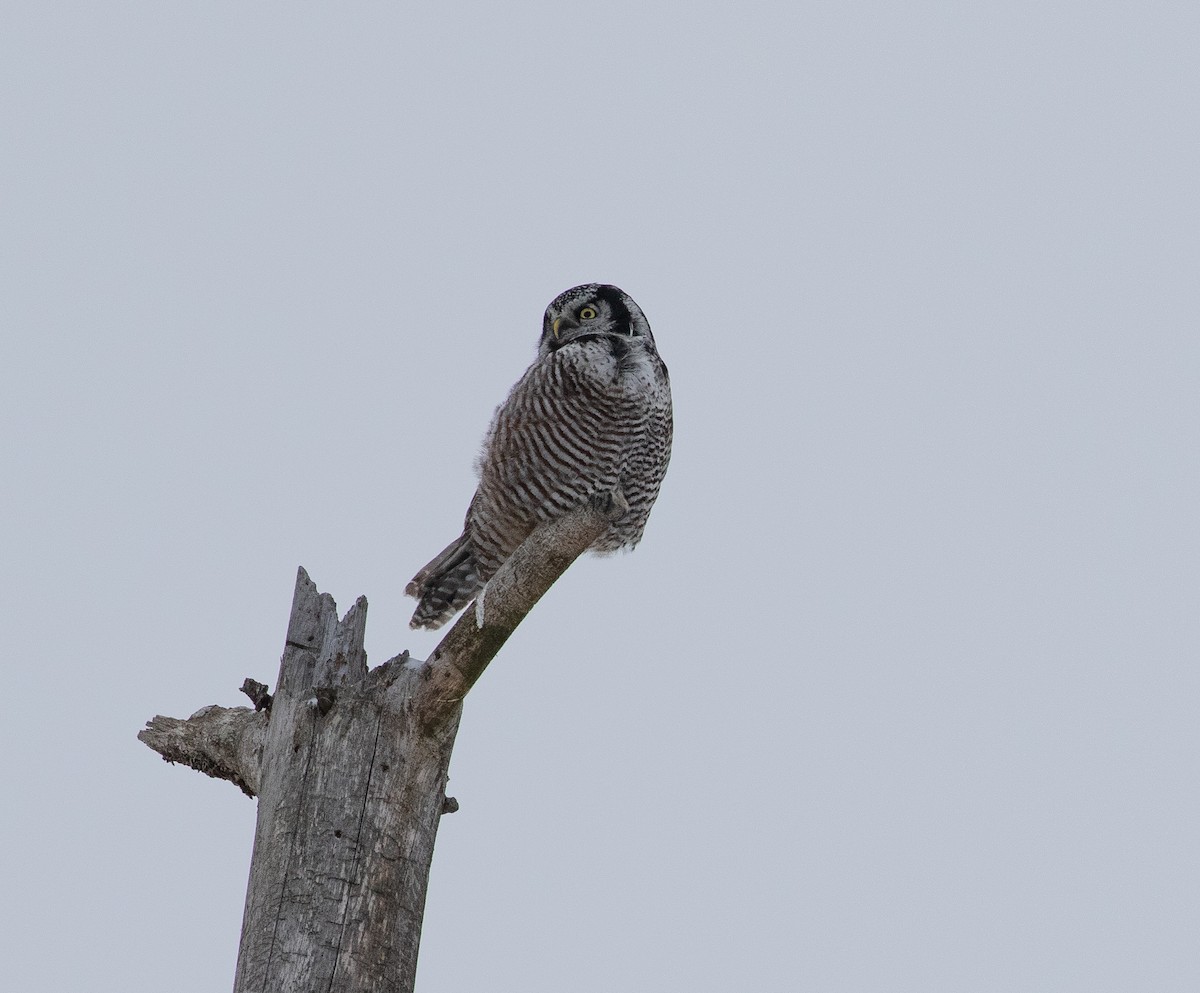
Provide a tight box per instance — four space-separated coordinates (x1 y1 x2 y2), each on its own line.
241 678 273 711
138 706 267 797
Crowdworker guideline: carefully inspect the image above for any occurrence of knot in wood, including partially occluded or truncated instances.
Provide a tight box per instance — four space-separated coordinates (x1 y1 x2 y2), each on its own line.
308 686 337 716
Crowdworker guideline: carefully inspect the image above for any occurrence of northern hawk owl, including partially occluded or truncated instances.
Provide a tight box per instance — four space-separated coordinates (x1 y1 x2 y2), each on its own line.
406 283 673 630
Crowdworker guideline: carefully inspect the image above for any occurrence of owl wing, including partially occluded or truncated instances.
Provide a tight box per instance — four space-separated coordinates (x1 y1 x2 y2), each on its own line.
612 352 672 548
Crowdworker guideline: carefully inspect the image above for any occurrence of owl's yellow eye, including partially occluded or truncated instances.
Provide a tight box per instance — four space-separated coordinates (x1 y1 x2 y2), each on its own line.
579 306 597 320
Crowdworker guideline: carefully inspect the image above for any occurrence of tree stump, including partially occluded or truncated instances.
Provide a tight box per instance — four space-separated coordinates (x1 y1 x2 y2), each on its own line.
139 497 621 992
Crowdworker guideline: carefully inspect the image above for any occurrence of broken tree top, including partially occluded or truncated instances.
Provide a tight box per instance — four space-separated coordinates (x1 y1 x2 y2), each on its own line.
138 498 624 993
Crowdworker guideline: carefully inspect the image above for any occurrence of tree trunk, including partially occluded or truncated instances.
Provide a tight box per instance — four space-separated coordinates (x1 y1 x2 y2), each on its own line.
232 570 460 991
139 496 621 991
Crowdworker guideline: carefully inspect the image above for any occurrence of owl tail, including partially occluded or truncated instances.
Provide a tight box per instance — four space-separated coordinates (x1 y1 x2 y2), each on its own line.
405 531 482 630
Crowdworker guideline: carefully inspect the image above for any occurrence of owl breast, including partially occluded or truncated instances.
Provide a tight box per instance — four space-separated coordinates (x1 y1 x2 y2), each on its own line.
467 335 672 576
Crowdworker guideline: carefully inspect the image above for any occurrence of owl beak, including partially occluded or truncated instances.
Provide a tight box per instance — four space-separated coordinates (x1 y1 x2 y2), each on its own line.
551 315 579 339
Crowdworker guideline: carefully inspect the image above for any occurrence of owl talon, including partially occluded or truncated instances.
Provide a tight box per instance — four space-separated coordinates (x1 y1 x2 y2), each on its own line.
590 488 630 523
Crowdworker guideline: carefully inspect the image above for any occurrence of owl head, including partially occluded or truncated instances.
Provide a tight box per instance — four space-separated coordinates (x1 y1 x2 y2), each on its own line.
539 284 654 357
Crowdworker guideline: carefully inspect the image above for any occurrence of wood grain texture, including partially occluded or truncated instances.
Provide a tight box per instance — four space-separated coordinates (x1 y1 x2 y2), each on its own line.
139 705 266 796
232 570 458 992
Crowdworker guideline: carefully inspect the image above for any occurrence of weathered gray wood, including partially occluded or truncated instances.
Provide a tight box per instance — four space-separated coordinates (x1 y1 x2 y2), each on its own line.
140 496 623 992
232 570 458 992
139 705 266 796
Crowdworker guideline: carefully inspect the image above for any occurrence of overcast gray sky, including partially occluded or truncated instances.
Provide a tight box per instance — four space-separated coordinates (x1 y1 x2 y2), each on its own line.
3 3 1198 991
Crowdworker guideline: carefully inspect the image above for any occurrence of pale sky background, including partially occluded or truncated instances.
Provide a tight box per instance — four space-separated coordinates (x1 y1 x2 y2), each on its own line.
3 3 1198 991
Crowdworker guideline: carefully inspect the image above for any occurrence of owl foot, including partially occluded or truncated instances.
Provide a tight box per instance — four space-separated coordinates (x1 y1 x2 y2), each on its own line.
589 487 630 523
